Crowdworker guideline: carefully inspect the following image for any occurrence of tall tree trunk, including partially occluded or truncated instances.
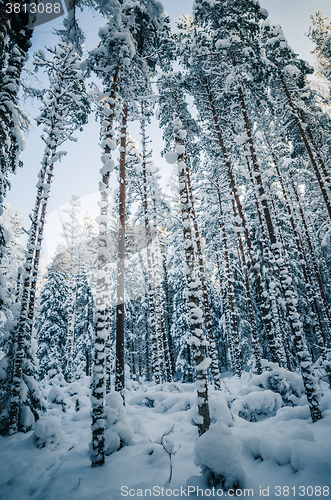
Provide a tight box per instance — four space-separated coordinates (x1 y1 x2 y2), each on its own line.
243 149 285 366
140 101 163 384
233 220 263 374
115 104 128 398
91 66 119 467
265 135 331 352
306 126 331 191
66 276 77 383
185 164 221 388
175 118 210 435
289 175 331 339
8 137 57 434
214 240 228 372
215 183 243 377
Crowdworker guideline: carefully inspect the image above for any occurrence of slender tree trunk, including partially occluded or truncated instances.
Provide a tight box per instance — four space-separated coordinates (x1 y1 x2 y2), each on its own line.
215 183 243 377
15 269 21 303
140 101 163 384
290 176 331 338
66 276 77 382
243 149 285 366
150 224 171 381
306 126 331 190
105 325 112 394
91 66 119 467
214 240 228 372
161 245 176 378
185 164 221 388
234 224 263 374
8 138 57 434
115 104 128 398
175 118 210 435
265 135 331 351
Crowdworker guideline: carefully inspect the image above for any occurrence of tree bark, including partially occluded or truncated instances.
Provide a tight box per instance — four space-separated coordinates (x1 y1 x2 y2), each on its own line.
140 101 163 384
115 104 128 398
185 164 222 388
215 183 243 377
204 78 277 366
175 119 210 435
91 65 119 467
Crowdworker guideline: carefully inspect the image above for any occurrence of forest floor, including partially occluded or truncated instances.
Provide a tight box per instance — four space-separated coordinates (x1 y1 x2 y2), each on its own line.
0 364 331 500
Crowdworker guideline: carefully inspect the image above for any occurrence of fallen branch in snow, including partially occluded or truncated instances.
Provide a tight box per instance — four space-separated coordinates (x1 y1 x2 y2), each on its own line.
151 425 181 484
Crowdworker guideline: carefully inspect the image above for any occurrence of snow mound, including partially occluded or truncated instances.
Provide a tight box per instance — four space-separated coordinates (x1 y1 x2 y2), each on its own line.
34 416 66 450
232 390 282 422
128 382 196 411
104 392 134 455
209 392 234 426
154 393 195 413
47 384 67 412
247 362 305 405
194 421 245 490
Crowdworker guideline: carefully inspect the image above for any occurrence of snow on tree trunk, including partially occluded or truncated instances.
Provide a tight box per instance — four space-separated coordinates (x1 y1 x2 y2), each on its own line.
185 164 222 388
151 220 172 382
6 39 89 435
91 67 119 467
265 137 331 379
115 104 128 399
289 176 331 385
8 140 57 435
140 101 163 384
174 116 210 436
66 277 77 383
215 183 243 377
243 149 286 367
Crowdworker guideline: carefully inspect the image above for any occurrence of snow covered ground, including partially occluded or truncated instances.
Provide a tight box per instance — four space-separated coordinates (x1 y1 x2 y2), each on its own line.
1 365 331 500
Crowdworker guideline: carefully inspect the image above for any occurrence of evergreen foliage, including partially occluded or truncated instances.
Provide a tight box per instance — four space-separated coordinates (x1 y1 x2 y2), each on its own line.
36 269 68 380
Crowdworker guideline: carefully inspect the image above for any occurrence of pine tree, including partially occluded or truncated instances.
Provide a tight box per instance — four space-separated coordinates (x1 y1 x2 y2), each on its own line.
36 269 68 380
158 89 211 434
308 12 331 83
0 1 33 319
62 195 83 382
1 33 90 435
89 0 172 465
74 271 94 378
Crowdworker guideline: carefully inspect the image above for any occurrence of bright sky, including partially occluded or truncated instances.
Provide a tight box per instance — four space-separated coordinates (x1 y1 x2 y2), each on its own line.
6 0 331 263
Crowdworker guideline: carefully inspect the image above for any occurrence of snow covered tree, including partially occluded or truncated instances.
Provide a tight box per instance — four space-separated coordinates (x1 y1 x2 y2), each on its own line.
0 2 33 320
61 195 83 382
0 206 24 332
157 76 211 434
89 0 172 465
1 32 90 435
73 271 94 378
308 12 331 83
36 269 68 380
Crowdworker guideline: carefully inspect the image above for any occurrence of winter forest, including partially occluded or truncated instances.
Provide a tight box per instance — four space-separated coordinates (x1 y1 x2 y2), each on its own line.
1 0 331 498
